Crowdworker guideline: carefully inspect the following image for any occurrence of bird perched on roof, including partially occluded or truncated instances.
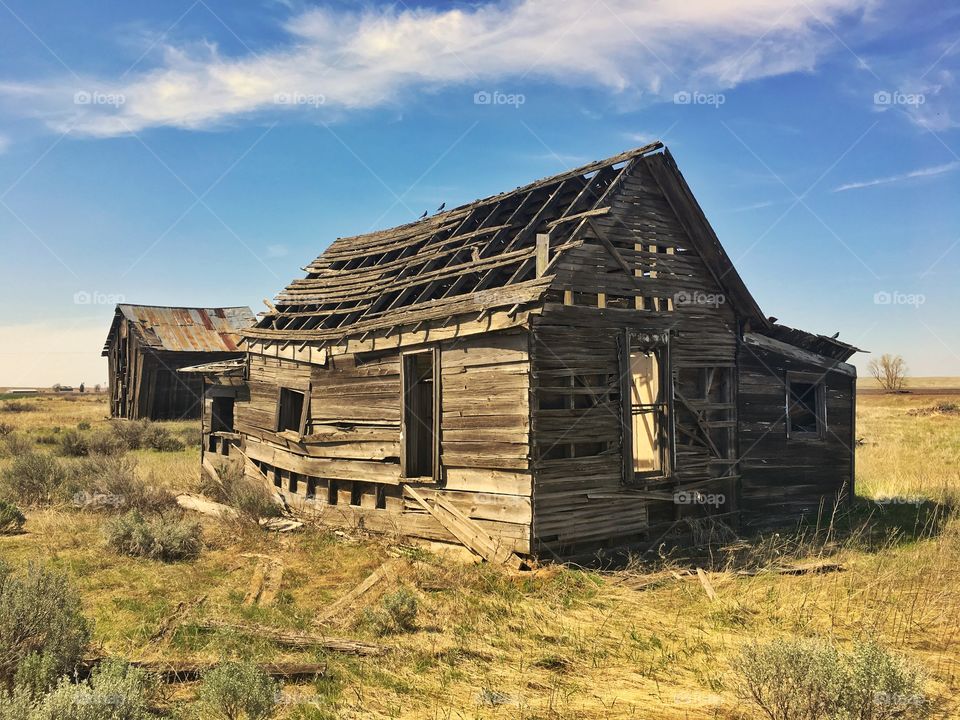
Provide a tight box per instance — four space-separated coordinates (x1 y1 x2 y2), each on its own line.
436 202 445 212
419 210 427 219
831 332 840 339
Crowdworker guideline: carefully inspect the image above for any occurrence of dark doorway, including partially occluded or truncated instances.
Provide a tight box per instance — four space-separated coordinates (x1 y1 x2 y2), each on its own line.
402 351 438 479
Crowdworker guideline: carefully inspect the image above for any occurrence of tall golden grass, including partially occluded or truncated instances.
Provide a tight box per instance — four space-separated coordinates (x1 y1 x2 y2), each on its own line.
0 391 957 718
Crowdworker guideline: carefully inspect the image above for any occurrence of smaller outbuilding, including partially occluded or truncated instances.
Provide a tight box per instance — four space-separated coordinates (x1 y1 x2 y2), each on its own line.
102 304 255 420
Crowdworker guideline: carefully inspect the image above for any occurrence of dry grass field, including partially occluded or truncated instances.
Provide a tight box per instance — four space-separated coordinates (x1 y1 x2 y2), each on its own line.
0 388 959 718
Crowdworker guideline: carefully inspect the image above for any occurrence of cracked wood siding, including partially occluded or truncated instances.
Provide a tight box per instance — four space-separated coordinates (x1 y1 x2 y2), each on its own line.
737 344 855 530
234 331 532 554
530 157 740 554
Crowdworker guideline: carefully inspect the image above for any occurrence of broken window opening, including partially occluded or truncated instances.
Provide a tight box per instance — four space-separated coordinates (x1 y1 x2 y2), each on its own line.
786 373 826 439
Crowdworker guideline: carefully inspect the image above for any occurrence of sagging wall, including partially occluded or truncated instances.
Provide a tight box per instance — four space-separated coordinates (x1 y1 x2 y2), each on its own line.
737 344 855 529
529 157 741 556
235 329 533 554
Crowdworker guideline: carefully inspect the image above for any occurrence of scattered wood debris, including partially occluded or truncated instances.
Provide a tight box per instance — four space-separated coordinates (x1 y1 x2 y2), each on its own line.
259 517 304 533
314 558 399 626
81 658 325 683
149 595 207 643
404 486 526 570
194 619 384 656
735 561 845 577
176 493 238 520
695 568 717 601
244 557 284 606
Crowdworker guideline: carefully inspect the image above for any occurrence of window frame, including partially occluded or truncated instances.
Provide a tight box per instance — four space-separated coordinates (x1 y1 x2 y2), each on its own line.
621 330 674 484
785 372 827 440
274 382 311 439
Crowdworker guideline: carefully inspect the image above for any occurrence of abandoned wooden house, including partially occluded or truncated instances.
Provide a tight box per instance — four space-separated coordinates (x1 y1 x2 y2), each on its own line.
189 142 862 560
103 304 255 421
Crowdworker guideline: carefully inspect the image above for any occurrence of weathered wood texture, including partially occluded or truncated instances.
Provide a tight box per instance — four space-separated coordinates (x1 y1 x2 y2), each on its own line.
737 343 855 530
530 157 742 556
234 331 533 554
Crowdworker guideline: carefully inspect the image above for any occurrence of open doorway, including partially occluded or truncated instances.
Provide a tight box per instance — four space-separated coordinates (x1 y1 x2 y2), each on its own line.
402 350 439 479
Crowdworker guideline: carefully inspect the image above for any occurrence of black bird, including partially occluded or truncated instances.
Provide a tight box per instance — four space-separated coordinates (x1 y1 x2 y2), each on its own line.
831 332 840 339
419 210 427 219
436 202 445 212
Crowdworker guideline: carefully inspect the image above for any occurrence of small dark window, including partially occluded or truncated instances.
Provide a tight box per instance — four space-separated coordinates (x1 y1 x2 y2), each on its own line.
277 387 306 434
211 396 234 433
786 374 826 439
328 480 339 505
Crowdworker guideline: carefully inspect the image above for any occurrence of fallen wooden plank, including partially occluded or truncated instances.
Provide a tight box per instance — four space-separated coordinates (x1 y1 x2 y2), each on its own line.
176 494 238 520
195 620 384 656
736 561 845 577
80 658 325 683
404 486 526 570
696 568 717 601
244 557 284 607
314 559 399 626
259 517 304 533
149 595 207 643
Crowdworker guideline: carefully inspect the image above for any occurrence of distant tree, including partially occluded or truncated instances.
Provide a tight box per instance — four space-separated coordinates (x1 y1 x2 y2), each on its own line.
52 383 61 392
868 354 907 392
94 384 102 393
79 382 85 393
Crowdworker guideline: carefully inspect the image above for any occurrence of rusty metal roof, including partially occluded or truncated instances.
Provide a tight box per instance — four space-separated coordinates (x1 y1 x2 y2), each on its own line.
101 304 255 356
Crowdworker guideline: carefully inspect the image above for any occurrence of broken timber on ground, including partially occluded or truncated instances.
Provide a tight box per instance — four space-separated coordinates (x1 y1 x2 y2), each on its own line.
178 141 864 561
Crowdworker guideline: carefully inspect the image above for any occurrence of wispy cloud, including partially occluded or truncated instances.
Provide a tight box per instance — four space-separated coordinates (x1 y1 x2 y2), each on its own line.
833 161 960 192
0 134 9 154
0 0 870 137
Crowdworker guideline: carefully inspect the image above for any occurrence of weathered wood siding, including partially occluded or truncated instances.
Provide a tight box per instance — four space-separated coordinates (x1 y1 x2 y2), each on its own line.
530 158 741 555
737 347 855 529
235 330 532 553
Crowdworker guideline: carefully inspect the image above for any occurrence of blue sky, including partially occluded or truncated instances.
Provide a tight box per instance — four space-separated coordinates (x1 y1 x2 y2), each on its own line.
0 0 958 386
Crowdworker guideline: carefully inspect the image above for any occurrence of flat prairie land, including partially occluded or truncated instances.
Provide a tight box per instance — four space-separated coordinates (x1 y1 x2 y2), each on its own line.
1 391 959 719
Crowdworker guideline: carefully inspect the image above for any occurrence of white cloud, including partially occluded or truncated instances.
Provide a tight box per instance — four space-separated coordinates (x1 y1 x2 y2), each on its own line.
833 160 960 192
0 134 9 154
1 0 871 137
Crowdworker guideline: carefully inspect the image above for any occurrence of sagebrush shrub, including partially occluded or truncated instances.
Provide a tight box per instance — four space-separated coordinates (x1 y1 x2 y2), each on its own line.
0 433 31 460
362 588 419 636
143 425 184 453
197 660 279 720
31 659 155 720
104 511 202 561
0 502 24 535
0 563 90 695
737 637 930 720
0 402 36 414
86 430 126 456
57 430 89 458
0 423 13 437
0 454 66 506
69 456 176 514
110 420 150 451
